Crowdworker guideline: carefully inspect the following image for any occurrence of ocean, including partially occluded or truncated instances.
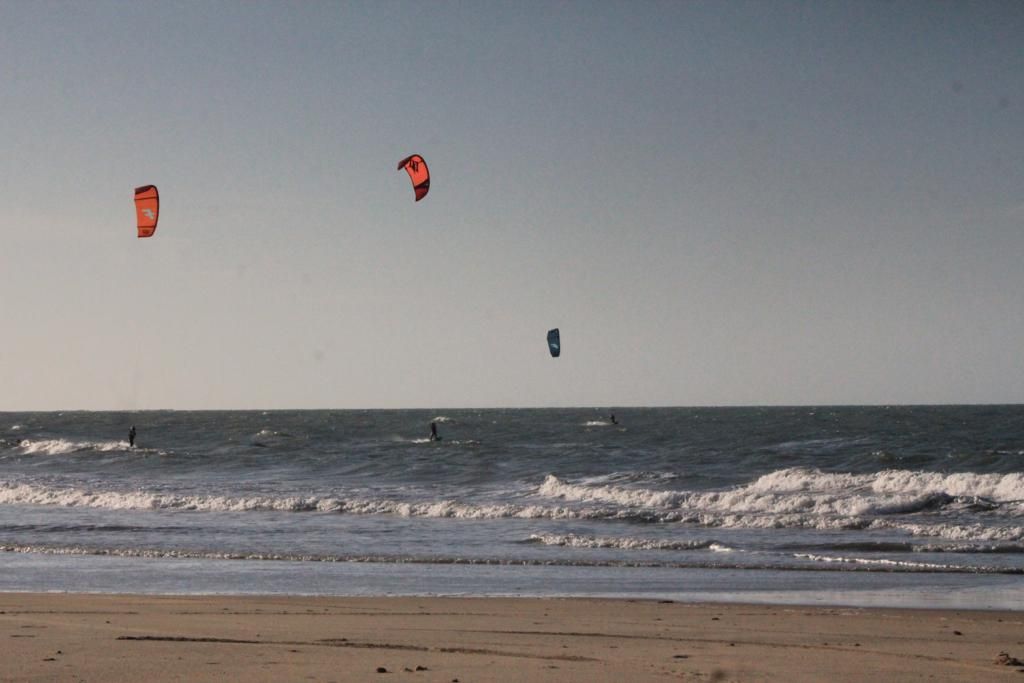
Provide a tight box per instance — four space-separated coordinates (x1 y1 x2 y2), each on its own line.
2 407 1022 609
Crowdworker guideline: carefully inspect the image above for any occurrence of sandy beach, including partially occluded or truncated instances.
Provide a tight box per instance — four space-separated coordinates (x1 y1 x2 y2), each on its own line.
0 594 1021 682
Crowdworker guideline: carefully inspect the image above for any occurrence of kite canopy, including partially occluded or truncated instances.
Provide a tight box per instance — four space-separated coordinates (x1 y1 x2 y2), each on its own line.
134 185 159 238
547 328 561 358
397 154 430 201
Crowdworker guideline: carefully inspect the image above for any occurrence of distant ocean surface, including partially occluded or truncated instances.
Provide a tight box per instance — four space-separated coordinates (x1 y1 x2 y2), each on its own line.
2 407 1023 609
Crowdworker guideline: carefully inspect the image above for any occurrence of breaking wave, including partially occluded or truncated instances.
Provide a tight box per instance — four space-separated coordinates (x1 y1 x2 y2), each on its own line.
16 438 131 455
2 465 1022 544
538 468 1024 516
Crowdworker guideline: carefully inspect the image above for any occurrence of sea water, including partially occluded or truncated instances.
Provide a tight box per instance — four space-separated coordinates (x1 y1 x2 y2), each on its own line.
1 407 1022 608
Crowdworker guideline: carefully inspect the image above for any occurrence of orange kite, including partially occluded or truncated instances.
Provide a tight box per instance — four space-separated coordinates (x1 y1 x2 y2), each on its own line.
134 185 159 238
397 155 430 202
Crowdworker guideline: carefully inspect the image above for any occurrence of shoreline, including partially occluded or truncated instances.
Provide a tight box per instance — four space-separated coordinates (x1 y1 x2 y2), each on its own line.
3 593 1023 681
3 552 1023 611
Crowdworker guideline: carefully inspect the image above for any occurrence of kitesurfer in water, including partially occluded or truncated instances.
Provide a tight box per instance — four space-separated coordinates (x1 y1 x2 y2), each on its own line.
609 414 618 425
430 421 439 441
128 425 136 448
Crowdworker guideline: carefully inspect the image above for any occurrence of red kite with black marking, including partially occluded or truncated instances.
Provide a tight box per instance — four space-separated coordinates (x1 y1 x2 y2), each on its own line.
397 155 430 201
134 185 159 238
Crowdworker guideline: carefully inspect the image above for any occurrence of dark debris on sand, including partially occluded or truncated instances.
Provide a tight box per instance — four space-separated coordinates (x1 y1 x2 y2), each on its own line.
995 652 1024 666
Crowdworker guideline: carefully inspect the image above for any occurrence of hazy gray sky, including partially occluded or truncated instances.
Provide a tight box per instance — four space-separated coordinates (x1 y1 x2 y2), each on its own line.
2 1 1022 410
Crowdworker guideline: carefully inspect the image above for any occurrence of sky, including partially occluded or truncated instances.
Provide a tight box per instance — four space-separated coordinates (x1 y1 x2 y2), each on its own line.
1 0 1022 410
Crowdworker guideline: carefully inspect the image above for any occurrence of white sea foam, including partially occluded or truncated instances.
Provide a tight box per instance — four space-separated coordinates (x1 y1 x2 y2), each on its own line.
746 467 1024 502
0 482 318 513
535 469 1024 541
2 465 1021 546
0 482 589 520
17 438 130 455
795 553 961 571
539 468 1024 516
538 474 688 508
18 439 79 455
868 470 1024 502
0 544 747 568
0 544 439 564
540 472 871 519
887 522 1024 543
527 533 720 551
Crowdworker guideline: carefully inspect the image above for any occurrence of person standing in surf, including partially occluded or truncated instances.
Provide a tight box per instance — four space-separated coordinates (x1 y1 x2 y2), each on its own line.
128 425 137 448
430 421 439 441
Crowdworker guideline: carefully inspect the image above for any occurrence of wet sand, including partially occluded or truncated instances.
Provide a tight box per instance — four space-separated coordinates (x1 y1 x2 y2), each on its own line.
1 593 1022 682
